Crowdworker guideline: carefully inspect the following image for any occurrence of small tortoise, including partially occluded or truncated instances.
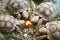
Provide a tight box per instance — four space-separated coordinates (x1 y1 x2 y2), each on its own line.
38 21 60 40
0 9 16 32
6 0 31 19
36 2 57 21
46 21 60 40
0 14 16 32
0 9 25 33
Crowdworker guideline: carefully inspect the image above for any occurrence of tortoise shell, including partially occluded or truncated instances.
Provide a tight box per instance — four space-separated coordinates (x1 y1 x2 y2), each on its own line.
36 2 57 21
7 0 30 14
46 21 60 40
0 12 16 32
0 0 10 8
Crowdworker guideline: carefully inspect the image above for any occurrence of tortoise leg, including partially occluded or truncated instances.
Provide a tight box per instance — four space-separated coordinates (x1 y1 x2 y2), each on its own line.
37 19 43 26
15 26 22 35
17 14 21 20
36 35 47 40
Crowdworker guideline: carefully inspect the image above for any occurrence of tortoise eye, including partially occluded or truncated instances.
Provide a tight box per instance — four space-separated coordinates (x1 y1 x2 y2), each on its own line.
26 10 28 12
20 12 23 14
35 14 39 16
39 17 42 19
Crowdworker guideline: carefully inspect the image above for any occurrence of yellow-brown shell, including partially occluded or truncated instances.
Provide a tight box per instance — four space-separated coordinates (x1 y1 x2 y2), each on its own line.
46 21 60 40
6 0 30 14
0 14 16 32
37 2 57 21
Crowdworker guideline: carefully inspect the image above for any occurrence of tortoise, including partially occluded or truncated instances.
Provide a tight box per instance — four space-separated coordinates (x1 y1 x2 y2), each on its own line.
36 2 57 21
38 21 60 40
0 9 25 34
0 14 16 32
29 2 57 24
6 0 31 19
46 21 60 40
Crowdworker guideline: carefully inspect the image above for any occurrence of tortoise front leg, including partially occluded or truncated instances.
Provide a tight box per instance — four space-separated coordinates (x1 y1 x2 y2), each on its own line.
15 26 23 35
36 35 47 40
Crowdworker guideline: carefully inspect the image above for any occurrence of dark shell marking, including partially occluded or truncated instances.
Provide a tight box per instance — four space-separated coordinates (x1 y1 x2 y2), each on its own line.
46 21 60 40
37 2 57 21
0 10 16 32
7 0 30 14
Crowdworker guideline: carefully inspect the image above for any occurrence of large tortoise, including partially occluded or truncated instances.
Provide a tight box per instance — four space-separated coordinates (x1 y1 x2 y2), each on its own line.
36 2 57 21
6 0 31 19
30 2 57 24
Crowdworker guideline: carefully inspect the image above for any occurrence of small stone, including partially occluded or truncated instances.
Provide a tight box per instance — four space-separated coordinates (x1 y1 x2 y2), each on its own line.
23 33 28 37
